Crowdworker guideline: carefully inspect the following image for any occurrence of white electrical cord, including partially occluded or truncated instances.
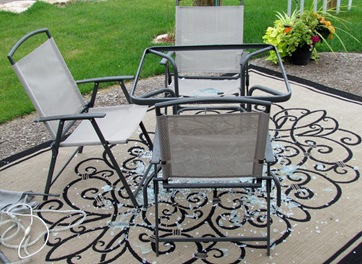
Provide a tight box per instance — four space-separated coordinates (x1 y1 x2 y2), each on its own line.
0 203 87 263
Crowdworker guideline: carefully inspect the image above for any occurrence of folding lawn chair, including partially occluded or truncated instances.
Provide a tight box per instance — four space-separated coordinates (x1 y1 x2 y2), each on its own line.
151 96 281 256
7 28 152 207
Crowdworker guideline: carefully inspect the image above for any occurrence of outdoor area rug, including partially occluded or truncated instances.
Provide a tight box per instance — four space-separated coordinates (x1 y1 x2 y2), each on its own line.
0 66 361 264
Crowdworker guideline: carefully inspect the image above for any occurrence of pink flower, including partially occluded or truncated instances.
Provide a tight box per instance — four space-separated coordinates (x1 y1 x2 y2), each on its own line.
311 35 320 43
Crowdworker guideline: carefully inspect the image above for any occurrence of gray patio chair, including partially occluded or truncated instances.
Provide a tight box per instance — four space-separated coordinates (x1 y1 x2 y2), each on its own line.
164 0 245 97
7 28 152 207
152 97 281 256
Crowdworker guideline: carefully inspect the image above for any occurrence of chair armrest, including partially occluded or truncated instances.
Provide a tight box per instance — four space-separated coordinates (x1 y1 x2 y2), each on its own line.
151 128 161 164
239 51 249 65
249 85 283 96
138 88 176 99
159 51 175 65
265 134 275 163
77 76 135 107
76 76 134 85
160 51 175 87
131 88 177 105
36 112 106 122
248 85 292 103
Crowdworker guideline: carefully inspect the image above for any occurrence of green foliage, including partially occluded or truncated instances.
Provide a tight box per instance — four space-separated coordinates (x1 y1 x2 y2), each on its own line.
275 9 299 26
263 6 360 63
262 21 289 60
0 0 175 123
0 0 361 123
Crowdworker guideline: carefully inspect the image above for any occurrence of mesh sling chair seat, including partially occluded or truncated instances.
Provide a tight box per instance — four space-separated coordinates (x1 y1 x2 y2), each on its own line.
7 28 152 207
164 0 245 97
151 97 281 256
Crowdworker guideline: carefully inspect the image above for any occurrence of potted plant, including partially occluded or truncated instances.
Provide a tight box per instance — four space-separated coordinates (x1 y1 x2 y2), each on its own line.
263 9 338 65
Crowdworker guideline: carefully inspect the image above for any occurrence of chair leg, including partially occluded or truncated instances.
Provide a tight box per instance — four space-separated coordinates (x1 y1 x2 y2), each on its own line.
78 146 84 154
89 118 139 207
154 178 160 256
103 143 138 207
43 120 66 200
133 163 153 207
266 178 272 256
43 146 58 200
139 121 153 150
44 145 83 200
141 164 161 208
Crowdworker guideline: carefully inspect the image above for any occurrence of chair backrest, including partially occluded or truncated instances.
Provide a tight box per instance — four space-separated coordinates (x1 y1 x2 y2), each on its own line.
8 29 86 139
157 108 269 179
175 4 244 73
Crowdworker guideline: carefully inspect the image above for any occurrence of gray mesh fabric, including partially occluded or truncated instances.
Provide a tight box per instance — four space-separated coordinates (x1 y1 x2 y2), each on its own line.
168 78 240 97
13 38 85 139
61 105 148 146
175 6 244 73
157 112 269 179
8 29 151 207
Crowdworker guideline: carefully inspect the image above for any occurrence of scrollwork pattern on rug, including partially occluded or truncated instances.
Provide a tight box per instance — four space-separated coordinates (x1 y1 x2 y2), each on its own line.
36 105 360 263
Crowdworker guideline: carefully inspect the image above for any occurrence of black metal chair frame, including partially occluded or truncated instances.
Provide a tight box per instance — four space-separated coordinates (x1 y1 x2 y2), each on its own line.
151 97 281 256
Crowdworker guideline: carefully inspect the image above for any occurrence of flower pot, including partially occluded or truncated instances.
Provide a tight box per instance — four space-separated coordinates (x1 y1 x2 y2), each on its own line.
290 44 315 65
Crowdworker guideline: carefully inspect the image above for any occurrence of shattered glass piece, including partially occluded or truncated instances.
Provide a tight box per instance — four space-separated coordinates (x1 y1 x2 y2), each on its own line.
134 161 146 174
316 163 325 170
109 221 130 229
192 88 222 96
101 184 113 192
307 141 316 146
323 187 334 192
280 165 299 178
285 212 295 217
138 150 152 159
230 210 237 219
220 248 229 256
288 201 300 209
139 244 152 255
281 193 293 202
176 223 183 231
186 212 199 219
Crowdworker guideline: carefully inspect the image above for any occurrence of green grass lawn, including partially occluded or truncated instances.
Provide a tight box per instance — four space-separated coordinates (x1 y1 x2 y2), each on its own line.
0 0 361 124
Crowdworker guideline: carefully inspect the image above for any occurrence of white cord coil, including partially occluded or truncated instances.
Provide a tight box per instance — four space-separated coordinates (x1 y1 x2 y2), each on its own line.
0 202 87 263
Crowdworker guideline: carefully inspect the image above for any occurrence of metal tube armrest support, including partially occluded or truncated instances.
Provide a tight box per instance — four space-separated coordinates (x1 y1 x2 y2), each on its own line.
240 45 292 103
76 76 134 85
131 44 292 105
77 76 135 107
137 88 176 99
154 96 271 111
36 112 106 122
